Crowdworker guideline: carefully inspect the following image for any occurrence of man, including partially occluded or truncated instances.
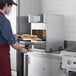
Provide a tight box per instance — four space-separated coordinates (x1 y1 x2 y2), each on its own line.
0 0 28 76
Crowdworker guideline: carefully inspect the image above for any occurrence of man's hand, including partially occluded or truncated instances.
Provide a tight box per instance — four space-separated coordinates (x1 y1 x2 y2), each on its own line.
11 42 29 53
20 48 28 53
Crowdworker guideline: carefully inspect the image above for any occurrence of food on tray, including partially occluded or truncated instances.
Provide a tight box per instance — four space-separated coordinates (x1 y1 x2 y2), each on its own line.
21 34 31 38
31 35 38 38
21 34 38 39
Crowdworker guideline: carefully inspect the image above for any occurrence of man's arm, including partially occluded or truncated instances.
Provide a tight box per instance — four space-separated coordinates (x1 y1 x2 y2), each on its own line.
1 20 28 53
11 41 28 53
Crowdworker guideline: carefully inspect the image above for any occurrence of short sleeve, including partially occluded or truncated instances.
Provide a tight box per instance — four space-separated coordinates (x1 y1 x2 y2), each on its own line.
0 19 16 45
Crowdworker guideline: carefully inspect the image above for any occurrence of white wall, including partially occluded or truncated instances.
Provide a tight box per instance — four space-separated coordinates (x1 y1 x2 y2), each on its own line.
41 0 76 41
20 0 42 16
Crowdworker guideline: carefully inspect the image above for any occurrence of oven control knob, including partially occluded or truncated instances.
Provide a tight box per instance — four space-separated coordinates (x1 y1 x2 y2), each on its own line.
74 62 76 64
67 60 72 65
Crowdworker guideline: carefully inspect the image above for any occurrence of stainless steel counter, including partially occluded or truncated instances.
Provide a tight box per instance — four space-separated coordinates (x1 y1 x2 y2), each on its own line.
24 49 62 76
25 51 62 61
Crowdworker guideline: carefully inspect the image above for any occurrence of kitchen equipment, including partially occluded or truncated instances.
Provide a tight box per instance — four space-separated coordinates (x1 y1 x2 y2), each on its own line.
61 50 76 72
30 14 64 50
28 14 44 23
17 15 31 76
19 39 46 50
24 49 62 76
46 14 64 50
17 14 64 76
32 30 46 41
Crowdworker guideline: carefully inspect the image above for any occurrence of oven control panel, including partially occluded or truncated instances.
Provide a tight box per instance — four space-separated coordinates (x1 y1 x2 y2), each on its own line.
61 51 76 72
